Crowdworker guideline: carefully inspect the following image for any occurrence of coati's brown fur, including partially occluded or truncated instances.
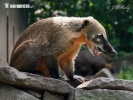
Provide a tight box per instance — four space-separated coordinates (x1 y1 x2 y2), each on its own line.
10 16 116 84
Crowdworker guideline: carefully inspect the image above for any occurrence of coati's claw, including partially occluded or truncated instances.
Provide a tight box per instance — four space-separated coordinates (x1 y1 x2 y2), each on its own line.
73 75 85 85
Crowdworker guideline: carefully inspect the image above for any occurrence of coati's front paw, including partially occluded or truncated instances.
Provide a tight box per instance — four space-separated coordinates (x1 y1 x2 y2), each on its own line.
73 75 85 85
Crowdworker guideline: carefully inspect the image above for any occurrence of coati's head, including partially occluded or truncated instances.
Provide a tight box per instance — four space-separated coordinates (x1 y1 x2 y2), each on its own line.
83 17 116 56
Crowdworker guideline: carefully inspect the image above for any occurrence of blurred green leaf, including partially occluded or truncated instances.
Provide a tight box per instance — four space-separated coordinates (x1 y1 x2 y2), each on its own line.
127 26 133 34
119 61 133 80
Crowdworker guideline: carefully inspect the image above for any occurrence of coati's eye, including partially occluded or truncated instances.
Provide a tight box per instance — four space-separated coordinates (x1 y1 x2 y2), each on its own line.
92 34 103 44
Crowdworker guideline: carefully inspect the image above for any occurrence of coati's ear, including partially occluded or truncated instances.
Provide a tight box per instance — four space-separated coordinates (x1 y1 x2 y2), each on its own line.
77 20 89 32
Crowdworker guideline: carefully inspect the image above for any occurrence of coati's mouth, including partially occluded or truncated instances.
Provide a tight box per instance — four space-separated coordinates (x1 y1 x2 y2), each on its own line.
87 38 116 56
87 43 101 56
94 46 101 56
88 42 116 56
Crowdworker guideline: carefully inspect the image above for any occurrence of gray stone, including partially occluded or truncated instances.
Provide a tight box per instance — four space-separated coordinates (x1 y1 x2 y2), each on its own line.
23 89 42 99
0 66 74 94
43 91 64 100
69 89 133 100
93 68 114 79
77 77 133 92
0 83 39 100
0 57 8 67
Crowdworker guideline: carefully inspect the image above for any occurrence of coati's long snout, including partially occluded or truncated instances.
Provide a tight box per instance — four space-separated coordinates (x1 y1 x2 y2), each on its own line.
95 34 116 55
85 17 116 56
102 40 116 55
88 34 116 56
87 34 116 56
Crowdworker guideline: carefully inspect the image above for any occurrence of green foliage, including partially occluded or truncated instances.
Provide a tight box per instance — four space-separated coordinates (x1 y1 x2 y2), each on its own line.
119 61 133 80
127 26 133 34
80 45 87 50
29 0 133 54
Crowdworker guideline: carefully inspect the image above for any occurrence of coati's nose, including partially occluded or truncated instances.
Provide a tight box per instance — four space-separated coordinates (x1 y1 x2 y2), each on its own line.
110 48 117 54
103 41 117 55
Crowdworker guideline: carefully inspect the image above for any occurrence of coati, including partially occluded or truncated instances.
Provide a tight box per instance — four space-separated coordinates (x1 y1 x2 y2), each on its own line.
9 16 116 84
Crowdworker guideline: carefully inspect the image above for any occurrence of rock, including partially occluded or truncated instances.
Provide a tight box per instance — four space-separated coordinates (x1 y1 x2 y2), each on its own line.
1 66 133 100
23 89 43 99
93 68 114 79
0 57 8 67
43 91 65 100
77 77 133 92
0 83 39 100
71 77 133 100
69 89 133 100
0 66 74 94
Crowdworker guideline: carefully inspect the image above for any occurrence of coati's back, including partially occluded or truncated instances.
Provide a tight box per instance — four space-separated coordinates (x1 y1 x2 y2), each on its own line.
12 18 51 52
12 17 80 56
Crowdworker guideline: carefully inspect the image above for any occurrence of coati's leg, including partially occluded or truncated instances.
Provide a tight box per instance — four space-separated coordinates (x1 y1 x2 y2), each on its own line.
10 40 42 74
36 57 51 77
59 57 85 85
44 56 62 79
